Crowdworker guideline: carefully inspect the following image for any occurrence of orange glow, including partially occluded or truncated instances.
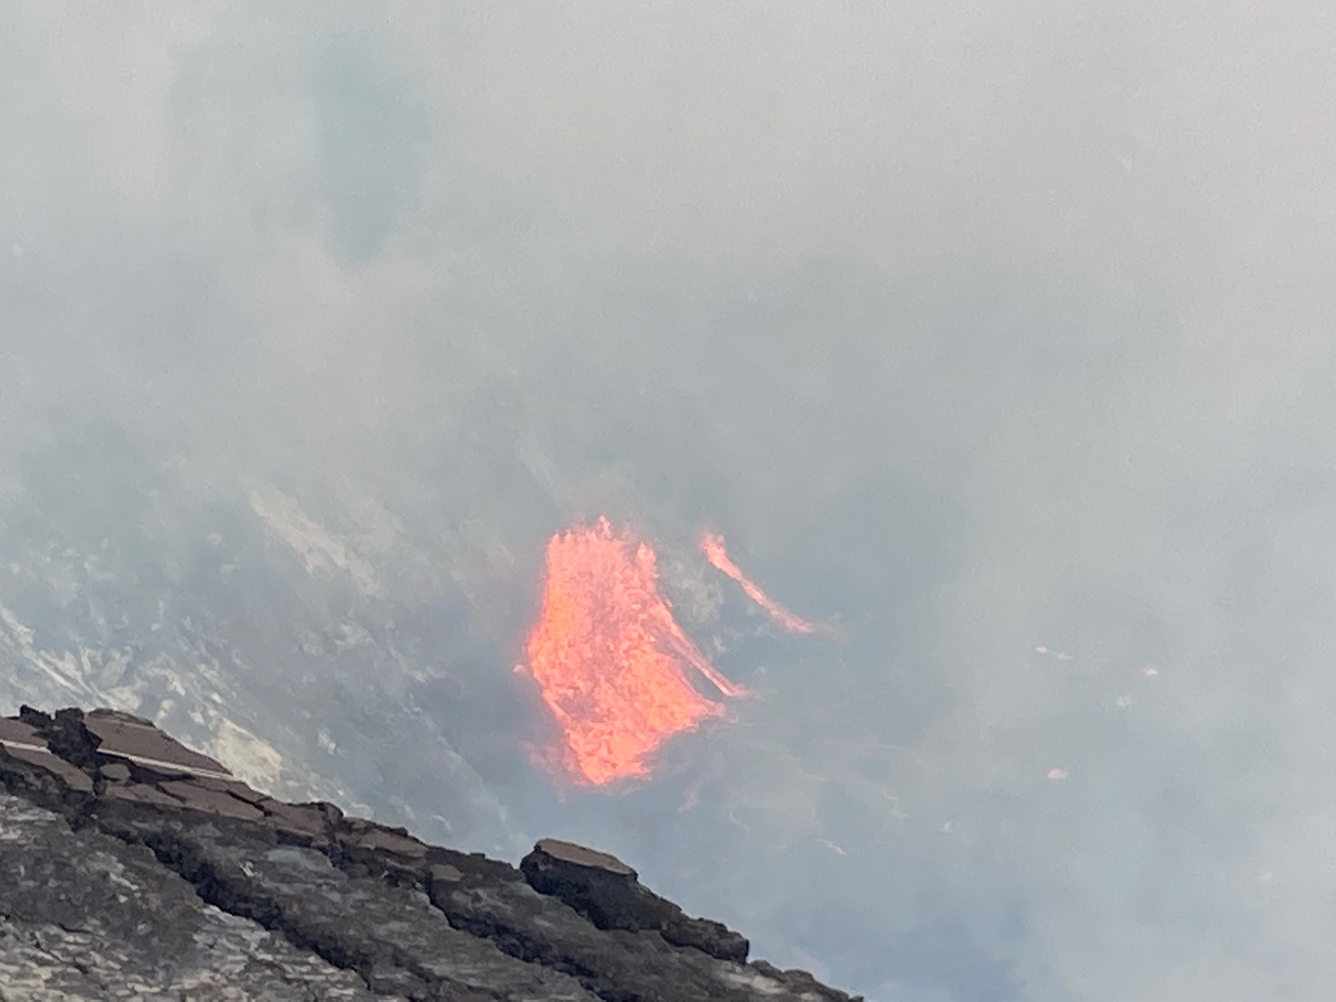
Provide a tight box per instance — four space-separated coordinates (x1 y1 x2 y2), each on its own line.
523 518 741 786
699 531 826 635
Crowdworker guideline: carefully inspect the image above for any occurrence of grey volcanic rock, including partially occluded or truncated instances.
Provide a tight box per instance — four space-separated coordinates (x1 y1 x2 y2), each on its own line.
0 706 862 1002
520 839 750 963
0 792 380 1000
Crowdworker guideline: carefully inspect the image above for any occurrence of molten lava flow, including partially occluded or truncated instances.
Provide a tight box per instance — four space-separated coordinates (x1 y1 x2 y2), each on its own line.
699 531 825 635
523 518 740 786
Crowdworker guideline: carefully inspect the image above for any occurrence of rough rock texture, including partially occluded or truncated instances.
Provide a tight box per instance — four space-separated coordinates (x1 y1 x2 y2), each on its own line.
520 839 750 963
0 707 861 1002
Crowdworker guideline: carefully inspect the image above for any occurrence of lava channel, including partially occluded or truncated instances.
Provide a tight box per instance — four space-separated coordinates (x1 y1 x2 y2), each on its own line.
522 517 741 786
699 531 831 635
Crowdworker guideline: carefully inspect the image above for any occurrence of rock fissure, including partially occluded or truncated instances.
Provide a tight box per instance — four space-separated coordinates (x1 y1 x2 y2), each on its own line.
139 829 495 1001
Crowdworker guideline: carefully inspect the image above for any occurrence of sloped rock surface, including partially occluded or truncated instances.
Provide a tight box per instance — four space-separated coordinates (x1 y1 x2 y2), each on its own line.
0 706 861 1002
0 792 379 1000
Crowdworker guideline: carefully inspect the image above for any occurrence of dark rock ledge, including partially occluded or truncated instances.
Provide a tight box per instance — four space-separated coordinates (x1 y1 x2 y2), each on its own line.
0 707 861 1002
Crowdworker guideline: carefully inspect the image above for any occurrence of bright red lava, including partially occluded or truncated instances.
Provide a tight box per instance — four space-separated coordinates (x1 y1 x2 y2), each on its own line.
522 518 741 786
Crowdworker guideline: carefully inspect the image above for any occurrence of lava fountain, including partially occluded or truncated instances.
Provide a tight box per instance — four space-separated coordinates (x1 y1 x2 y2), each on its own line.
522 518 742 786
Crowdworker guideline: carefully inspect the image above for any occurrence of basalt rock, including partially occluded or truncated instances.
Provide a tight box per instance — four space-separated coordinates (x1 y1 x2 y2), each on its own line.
521 838 751 964
0 705 861 1002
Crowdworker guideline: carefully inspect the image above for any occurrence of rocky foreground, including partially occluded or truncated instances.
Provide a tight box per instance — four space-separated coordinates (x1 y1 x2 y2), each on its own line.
0 707 861 1001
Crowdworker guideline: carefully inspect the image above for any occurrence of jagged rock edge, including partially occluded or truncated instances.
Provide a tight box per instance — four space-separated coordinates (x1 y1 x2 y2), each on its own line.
0 707 862 1002
0 740 502 997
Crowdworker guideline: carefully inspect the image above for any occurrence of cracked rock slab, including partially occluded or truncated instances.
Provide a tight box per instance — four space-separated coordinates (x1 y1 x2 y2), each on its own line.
93 808 598 1002
0 706 863 1002
0 794 385 1001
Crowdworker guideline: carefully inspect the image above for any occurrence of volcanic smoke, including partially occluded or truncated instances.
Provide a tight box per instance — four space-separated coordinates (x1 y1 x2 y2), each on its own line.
699 531 828 635
523 518 742 786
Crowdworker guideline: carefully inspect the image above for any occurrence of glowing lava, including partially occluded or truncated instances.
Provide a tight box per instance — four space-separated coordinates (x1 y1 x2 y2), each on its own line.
699 531 825 635
522 518 741 786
